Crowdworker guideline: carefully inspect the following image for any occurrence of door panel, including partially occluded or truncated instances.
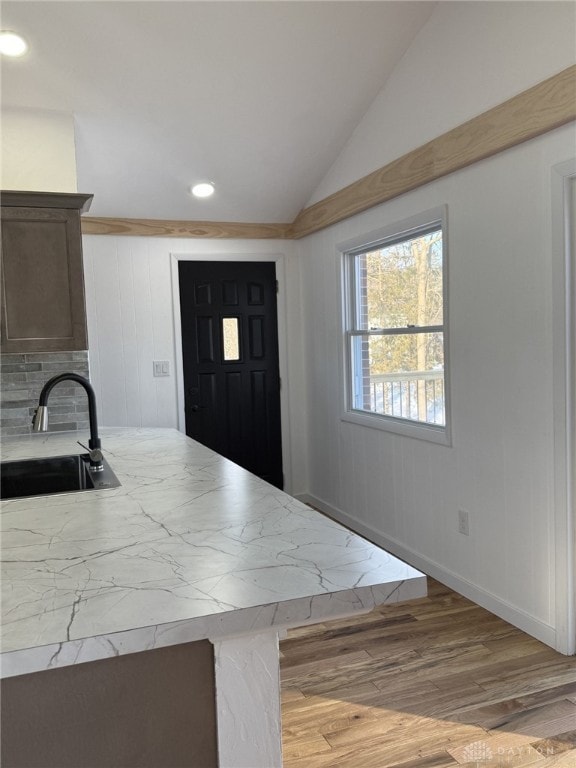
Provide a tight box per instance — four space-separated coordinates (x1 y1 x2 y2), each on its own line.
249 316 265 358
179 261 283 488
197 317 215 362
222 281 238 305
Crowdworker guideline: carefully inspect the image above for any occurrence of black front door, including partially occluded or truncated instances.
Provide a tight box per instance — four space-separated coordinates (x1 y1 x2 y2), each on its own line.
178 261 283 489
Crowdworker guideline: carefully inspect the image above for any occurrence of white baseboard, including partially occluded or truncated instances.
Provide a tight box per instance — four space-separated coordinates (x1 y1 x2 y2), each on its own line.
296 492 557 650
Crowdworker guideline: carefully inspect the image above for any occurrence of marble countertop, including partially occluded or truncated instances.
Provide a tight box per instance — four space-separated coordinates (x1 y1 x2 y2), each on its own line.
1 428 425 678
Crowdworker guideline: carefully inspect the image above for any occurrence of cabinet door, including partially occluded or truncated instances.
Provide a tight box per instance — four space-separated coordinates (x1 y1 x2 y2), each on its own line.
1 206 88 352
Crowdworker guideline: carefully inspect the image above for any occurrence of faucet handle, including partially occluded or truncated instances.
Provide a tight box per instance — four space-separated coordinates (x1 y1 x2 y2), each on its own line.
77 441 104 470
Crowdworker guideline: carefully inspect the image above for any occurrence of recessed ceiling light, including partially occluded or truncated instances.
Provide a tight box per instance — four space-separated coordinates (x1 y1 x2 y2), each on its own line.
0 31 28 57
190 182 215 199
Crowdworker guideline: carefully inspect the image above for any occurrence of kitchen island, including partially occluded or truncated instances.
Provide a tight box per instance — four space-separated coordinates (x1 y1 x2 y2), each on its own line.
1 427 426 767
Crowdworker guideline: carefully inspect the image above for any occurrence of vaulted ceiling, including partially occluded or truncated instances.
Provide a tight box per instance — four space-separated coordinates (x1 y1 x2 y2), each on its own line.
1 1 436 222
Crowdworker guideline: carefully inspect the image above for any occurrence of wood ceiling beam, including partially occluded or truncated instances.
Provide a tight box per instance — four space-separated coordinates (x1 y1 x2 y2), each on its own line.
81 65 576 241
290 65 576 238
81 217 293 240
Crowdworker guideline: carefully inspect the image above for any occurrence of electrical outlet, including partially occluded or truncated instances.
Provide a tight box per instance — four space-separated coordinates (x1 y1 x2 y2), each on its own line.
458 509 470 536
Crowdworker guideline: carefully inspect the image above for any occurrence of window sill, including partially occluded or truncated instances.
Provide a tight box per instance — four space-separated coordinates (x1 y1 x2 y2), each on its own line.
341 409 452 446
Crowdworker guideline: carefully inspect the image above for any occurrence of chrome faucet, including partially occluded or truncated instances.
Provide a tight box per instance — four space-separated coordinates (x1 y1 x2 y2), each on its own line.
32 373 104 469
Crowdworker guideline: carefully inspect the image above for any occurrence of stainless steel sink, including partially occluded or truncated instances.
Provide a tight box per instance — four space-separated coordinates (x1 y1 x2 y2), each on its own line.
0 453 121 501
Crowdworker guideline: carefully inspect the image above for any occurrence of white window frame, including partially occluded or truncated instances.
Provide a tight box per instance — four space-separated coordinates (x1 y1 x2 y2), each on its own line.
339 206 451 446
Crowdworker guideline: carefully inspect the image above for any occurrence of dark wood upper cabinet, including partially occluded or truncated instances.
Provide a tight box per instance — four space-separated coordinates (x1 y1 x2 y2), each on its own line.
1 191 93 353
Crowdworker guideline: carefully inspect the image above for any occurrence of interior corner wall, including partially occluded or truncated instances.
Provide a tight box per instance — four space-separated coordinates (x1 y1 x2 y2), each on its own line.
296 122 575 649
82 236 308 496
1 108 78 192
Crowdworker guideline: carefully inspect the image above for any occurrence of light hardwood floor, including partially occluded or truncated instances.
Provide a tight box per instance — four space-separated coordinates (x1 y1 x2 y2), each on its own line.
280 579 576 768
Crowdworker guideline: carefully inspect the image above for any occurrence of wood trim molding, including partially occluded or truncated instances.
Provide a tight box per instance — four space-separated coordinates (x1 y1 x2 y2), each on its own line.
80 66 575 241
291 64 576 239
81 217 292 239
2 191 93 212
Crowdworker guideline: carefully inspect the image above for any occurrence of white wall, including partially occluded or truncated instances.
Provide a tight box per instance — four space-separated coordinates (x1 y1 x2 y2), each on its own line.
82 236 308 495
1 108 77 192
308 1 576 205
297 122 575 648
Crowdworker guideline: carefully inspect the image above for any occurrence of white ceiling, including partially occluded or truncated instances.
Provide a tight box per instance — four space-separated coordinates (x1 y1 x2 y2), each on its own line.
1 1 436 222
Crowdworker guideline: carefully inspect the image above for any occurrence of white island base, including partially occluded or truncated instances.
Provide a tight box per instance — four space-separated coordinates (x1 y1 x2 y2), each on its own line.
214 632 284 767
212 580 424 768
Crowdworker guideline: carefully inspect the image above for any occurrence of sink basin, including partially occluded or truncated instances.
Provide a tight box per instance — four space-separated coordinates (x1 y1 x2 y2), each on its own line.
0 453 121 501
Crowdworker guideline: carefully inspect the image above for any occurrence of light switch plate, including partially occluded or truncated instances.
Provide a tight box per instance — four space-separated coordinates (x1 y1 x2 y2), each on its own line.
153 360 170 377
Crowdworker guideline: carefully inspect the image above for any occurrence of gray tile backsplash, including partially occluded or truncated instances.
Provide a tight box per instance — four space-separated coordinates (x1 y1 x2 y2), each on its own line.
0 352 91 439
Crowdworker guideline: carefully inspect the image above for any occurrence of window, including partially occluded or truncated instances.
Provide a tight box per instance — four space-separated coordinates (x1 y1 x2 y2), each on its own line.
222 317 240 361
342 208 450 443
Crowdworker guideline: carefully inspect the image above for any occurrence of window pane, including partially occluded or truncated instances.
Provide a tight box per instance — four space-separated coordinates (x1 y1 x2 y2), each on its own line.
222 317 240 361
356 229 443 330
351 332 445 425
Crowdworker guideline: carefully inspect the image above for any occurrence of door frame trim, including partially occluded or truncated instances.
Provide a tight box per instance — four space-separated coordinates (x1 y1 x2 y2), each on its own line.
170 252 292 491
552 158 576 654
